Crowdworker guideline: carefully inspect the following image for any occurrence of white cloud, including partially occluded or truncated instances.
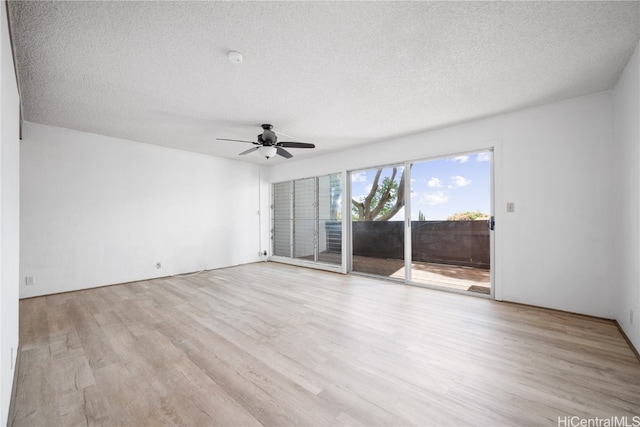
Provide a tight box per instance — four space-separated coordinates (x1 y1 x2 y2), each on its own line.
451 175 471 187
452 155 469 163
351 172 367 182
476 152 491 162
351 172 367 183
421 191 448 206
427 177 442 188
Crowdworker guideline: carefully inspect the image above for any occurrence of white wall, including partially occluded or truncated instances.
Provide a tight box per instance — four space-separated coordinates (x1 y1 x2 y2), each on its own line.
270 91 616 319
613 41 640 352
1 1 21 424
20 123 265 298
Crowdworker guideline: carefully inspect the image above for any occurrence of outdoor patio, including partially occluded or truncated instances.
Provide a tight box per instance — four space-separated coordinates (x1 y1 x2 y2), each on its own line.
312 253 491 294
352 256 491 294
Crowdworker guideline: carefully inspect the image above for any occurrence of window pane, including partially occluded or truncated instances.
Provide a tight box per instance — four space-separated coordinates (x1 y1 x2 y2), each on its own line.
273 181 292 257
318 173 342 265
351 166 405 279
409 151 491 294
294 178 316 259
272 174 342 268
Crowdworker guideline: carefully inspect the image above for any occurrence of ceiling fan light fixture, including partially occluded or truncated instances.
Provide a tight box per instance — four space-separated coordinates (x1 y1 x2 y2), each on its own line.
258 145 277 159
227 51 243 64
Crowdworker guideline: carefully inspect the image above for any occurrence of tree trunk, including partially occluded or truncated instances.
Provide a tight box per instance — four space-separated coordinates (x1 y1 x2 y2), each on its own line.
376 168 406 221
351 167 408 221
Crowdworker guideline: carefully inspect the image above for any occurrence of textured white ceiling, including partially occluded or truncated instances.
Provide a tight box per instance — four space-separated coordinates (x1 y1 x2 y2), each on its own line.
8 1 640 164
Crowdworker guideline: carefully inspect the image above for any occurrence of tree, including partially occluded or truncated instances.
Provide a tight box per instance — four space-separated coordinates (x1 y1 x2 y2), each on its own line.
352 167 406 221
328 174 342 220
447 210 490 221
418 210 426 221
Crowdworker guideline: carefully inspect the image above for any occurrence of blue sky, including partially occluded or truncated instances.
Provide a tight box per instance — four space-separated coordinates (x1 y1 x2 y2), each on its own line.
351 151 491 220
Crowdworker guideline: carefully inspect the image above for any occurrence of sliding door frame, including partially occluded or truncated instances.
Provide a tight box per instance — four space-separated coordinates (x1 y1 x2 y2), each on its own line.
347 144 499 299
341 170 350 274
404 148 496 298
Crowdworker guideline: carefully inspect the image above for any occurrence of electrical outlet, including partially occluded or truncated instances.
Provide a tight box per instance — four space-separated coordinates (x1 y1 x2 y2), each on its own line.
156 262 162 269
631 309 634 325
506 202 515 213
25 276 35 286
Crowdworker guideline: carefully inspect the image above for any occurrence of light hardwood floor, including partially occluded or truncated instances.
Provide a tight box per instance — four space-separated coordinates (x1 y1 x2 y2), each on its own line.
11 262 640 426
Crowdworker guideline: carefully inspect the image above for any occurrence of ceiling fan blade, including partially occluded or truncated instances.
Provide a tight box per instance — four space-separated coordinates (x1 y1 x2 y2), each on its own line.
276 147 293 158
217 138 257 144
239 147 259 156
277 142 316 149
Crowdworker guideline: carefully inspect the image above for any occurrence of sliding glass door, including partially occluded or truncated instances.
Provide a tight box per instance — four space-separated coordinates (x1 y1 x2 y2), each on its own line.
350 165 405 279
408 151 492 294
350 150 493 295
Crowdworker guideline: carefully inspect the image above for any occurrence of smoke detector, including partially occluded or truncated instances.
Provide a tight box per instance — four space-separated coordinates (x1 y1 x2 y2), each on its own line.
227 51 243 64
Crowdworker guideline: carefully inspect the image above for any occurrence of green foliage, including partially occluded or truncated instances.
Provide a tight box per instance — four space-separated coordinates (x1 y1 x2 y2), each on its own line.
446 210 490 221
351 177 398 219
417 210 426 221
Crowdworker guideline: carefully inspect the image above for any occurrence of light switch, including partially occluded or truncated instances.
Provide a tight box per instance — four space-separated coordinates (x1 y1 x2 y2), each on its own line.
506 202 515 213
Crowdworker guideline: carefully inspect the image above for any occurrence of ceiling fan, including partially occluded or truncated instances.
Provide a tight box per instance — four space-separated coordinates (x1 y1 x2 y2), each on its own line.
217 124 315 159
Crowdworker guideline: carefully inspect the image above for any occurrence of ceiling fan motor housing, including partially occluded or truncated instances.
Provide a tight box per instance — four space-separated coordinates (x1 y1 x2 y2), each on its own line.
261 131 277 145
259 124 276 144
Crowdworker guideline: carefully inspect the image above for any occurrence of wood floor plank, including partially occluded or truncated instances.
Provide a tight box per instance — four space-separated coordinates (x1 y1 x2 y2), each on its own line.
11 262 640 426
